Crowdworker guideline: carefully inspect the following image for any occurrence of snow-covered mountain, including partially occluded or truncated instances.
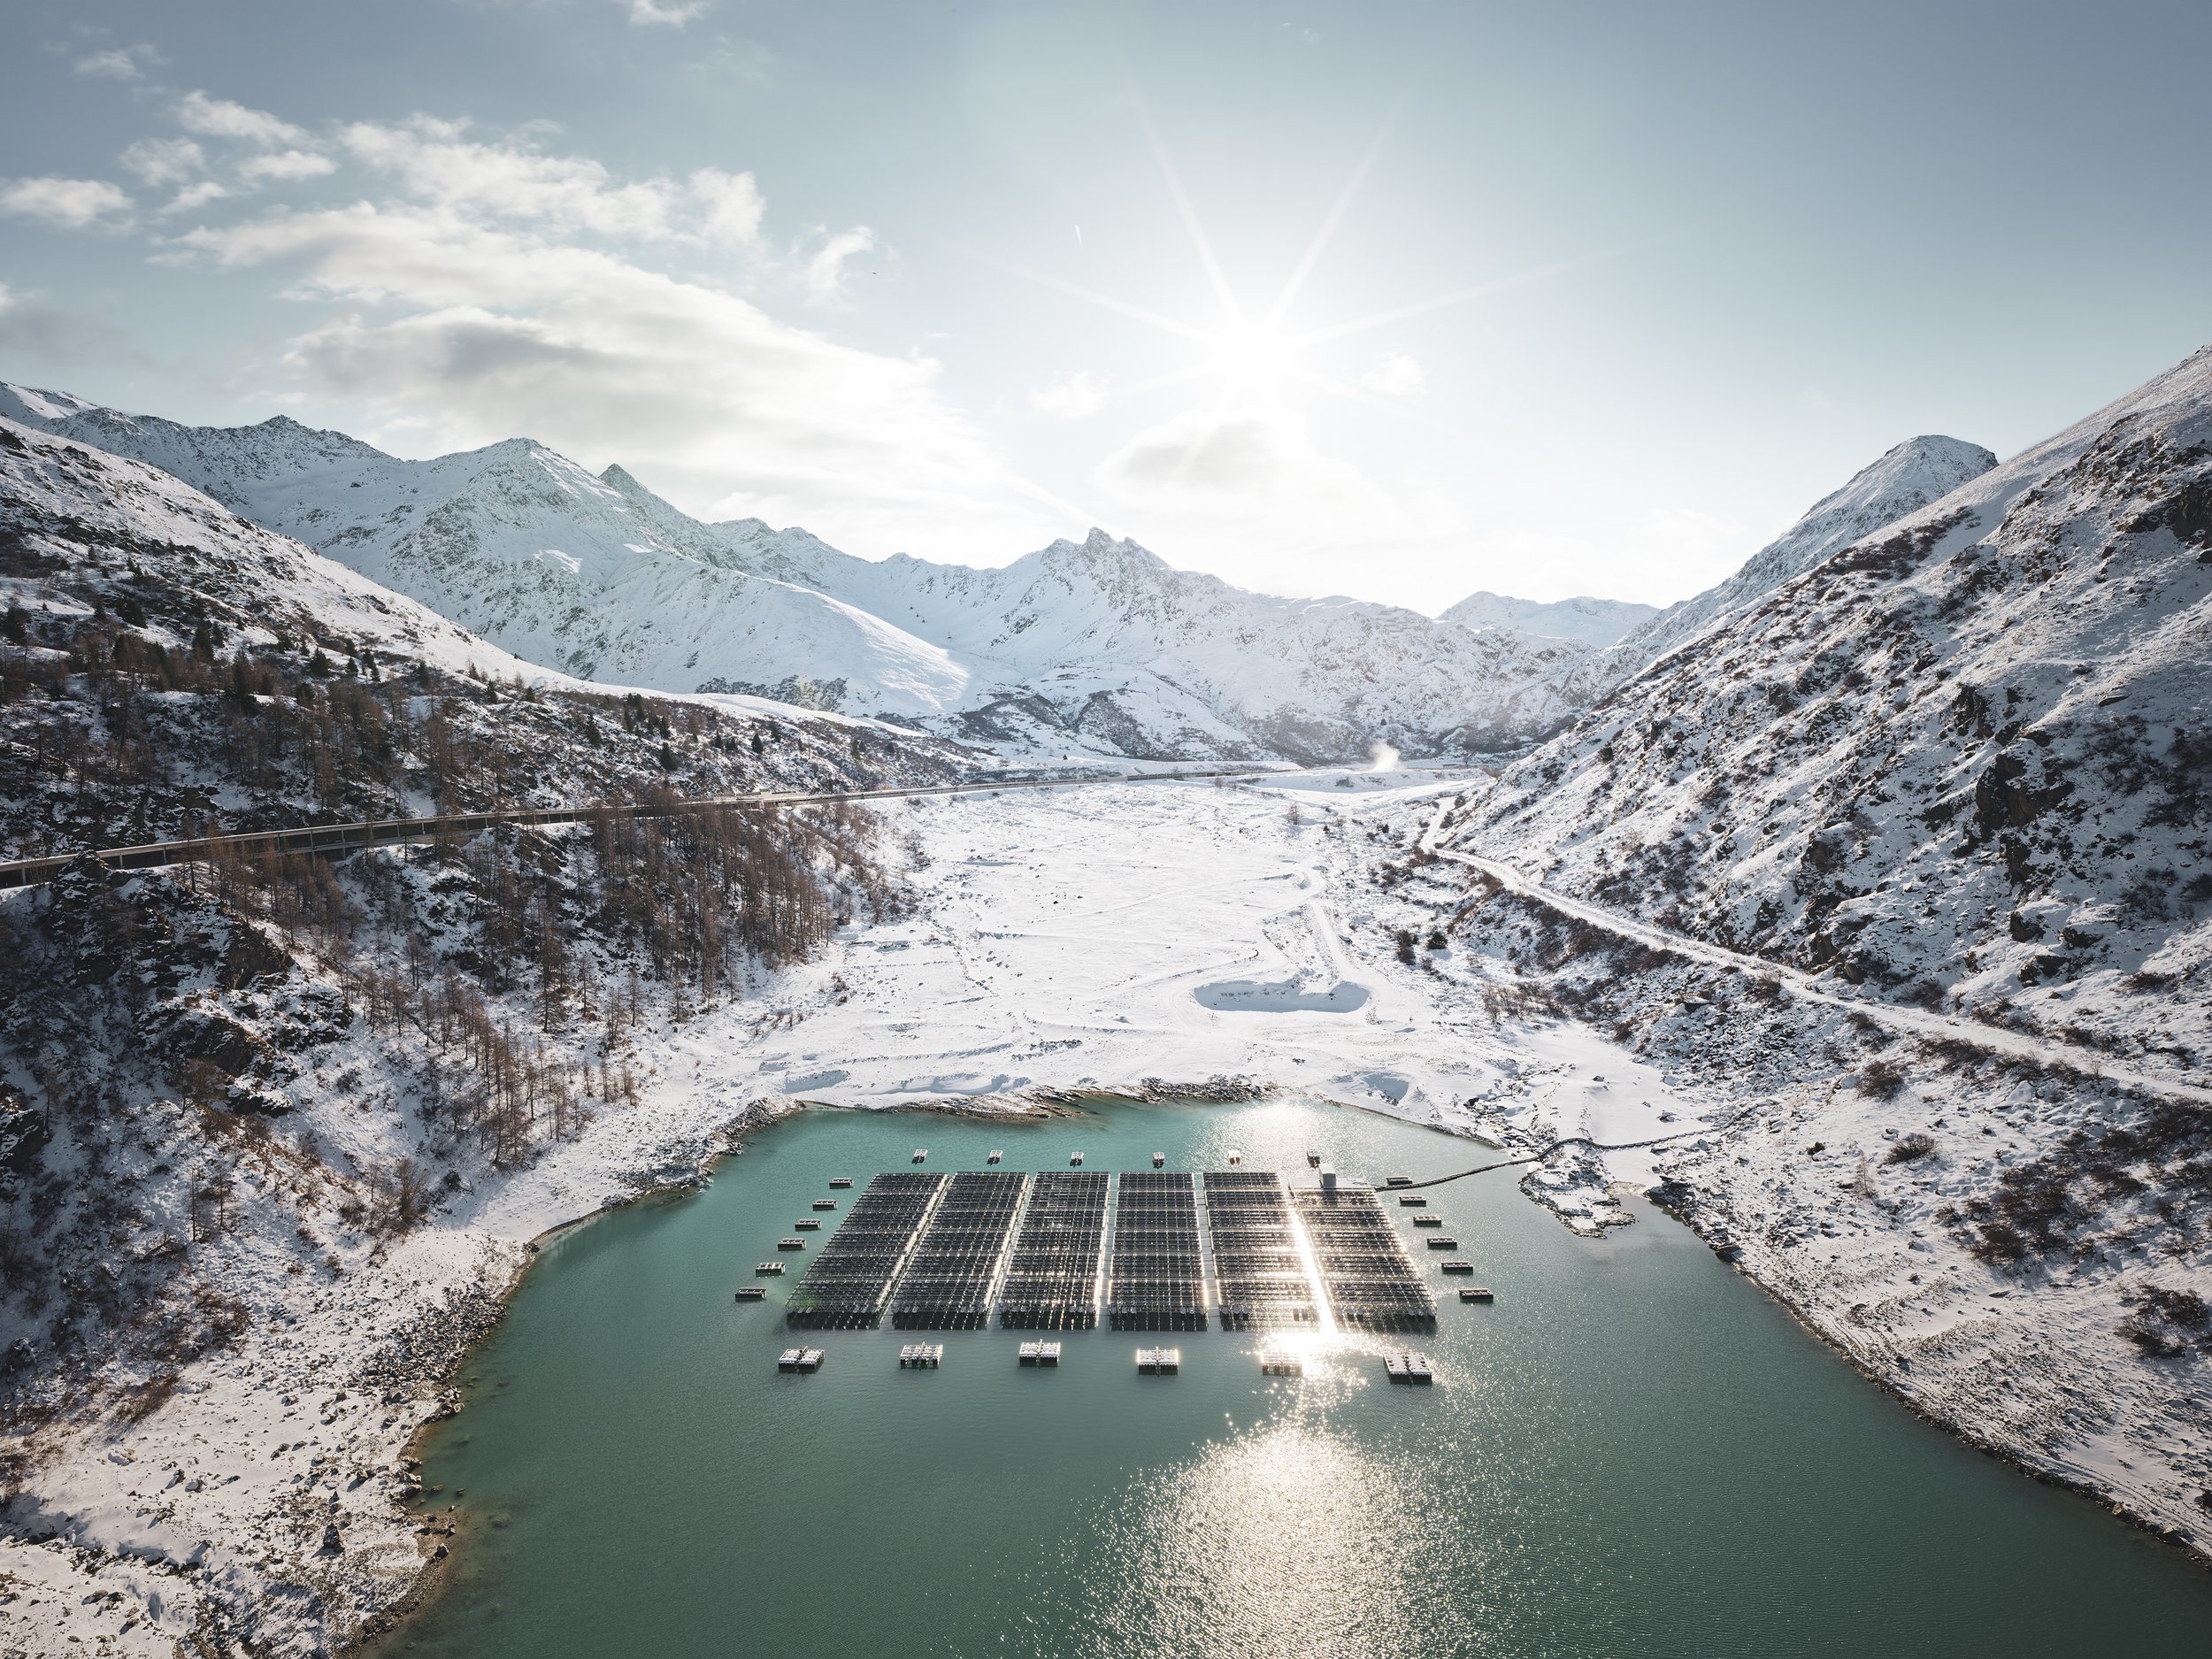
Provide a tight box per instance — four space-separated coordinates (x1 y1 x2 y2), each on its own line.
1438 590 1657 647
0 384 975 718
1599 434 1999 683
1448 344 2212 1067
713 519 1617 760
0 383 1620 763
1430 347 2212 1548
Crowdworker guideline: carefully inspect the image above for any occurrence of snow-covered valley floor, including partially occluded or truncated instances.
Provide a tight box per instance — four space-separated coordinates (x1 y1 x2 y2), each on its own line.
4 772 2204 1655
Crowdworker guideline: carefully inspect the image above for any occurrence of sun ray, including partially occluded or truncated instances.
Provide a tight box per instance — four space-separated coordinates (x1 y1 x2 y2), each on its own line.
1111 361 1233 401
1263 94 1407 333
1283 364 1486 443
959 248 1219 347
1136 98 1245 330
1286 245 1639 349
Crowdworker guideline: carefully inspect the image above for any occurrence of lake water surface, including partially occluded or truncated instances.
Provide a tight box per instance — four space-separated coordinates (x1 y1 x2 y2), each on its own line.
377 1099 2212 1657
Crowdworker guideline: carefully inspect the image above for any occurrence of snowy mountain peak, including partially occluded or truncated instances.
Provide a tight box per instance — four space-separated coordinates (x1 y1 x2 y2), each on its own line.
1798 434 1998 531
1602 430 1998 682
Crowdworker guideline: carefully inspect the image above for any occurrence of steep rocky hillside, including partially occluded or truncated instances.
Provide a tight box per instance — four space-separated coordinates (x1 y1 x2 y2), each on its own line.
1449 349 2209 1069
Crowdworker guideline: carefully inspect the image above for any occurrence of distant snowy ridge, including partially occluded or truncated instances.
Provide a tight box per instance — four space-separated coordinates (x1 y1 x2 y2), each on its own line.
0 383 1624 764
1439 590 1657 648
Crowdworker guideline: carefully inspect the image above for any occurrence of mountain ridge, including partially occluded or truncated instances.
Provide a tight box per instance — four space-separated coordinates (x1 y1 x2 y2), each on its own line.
0 382 1624 763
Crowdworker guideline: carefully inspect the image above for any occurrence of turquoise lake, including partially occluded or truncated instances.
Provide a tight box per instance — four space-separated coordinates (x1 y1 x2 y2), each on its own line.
377 1098 2212 1657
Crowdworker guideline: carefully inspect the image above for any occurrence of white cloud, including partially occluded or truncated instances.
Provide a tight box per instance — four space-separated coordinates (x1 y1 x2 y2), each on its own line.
690 167 764 244
172 201 1071 557
165 180 231 214
0 176 134 230
0 283 107 357
176 91 311 149
803 227 874 302
75 43 163 81
1098 405 1364 497
239 149 340 182
120 137 206 188
1030 371 1105 420
1091 403 1463 598
339 118 686 240
1360 350 1425 398
626 0 708 24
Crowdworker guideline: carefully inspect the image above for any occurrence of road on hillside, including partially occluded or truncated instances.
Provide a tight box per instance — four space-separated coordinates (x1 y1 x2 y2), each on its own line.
1417 798 2212 1108
0 768 1274 891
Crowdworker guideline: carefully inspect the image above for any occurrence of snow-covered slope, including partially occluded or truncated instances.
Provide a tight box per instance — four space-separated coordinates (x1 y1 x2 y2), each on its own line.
1450 342 2212 1087
1439 590 1657 647
1601 434 1999 682
0 414 573 692
0 384 975 718
0 384 1624 763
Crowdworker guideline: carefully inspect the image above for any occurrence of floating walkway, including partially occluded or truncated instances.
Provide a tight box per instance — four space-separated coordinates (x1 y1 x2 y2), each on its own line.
997 1171 1109 1329
1202 1170 1317 1330
890 1171 1026 1329
786 1171 944 1328
1108 1171 1207 1331
1383 1351 1434 1384
1290 1176 1437 1332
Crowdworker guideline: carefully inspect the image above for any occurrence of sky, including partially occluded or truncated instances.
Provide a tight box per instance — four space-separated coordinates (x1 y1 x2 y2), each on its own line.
1 1 2208 613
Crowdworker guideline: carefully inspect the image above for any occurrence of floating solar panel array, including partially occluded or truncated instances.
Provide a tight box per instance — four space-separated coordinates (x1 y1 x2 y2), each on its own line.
997 1172 1108 1328
785 1171 944 1328
1108 1171 1207 1331
889 1171 1026 1329
1289 1179 1436 1331
1202 1170 1318 1329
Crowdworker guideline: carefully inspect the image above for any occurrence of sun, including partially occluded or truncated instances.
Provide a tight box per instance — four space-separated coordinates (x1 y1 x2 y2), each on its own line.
1214 321 1292 391
973 102 1614 434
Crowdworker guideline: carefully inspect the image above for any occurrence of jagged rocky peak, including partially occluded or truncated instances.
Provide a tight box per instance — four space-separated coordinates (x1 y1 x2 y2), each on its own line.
1791 433 1999 541
1035 526 1178 577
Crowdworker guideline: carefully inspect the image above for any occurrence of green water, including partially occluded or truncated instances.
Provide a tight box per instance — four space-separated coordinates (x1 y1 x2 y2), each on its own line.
380 1100 2212 1657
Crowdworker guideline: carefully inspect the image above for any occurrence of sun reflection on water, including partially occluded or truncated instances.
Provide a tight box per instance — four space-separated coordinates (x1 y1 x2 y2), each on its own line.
1051 1417 1471 1658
